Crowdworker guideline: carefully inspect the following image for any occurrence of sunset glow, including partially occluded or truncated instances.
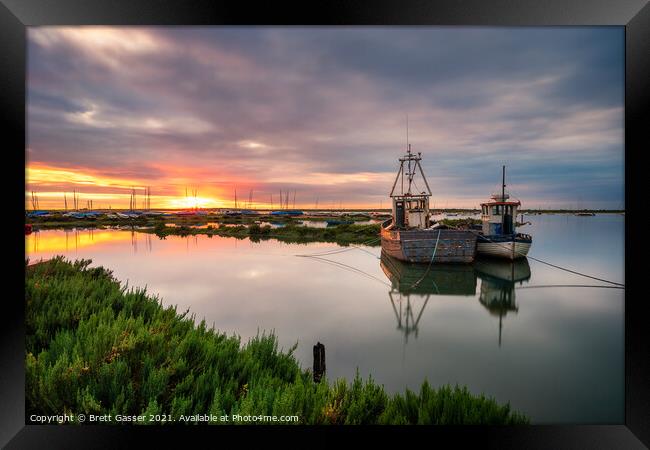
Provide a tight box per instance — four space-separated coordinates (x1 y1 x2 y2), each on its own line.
27 27 624 210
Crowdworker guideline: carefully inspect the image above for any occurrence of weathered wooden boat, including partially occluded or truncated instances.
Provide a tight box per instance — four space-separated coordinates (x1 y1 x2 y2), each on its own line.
477 166 532 260
380 144 477 264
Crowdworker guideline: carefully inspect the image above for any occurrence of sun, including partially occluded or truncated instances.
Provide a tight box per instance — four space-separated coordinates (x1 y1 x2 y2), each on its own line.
168 196 216 210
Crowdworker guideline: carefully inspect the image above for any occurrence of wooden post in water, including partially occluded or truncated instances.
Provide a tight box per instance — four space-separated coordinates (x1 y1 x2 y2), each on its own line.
313 342 326 383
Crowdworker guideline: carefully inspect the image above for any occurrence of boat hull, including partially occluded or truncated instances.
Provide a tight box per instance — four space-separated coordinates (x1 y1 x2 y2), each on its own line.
476 234 532 260
380 221 477 264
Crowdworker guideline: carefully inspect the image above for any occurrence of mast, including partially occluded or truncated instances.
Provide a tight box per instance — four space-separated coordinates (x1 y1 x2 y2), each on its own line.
501 166 506 232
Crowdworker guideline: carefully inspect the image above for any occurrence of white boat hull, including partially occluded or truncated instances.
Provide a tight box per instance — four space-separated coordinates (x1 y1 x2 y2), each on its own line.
476 241 531 260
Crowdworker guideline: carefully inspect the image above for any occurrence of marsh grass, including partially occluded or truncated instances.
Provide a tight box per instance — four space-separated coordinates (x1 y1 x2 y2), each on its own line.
25 257 528 425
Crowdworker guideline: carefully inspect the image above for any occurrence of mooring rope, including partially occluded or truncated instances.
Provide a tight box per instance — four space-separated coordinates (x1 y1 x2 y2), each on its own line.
515 284 624 290
294 236 381 258
410 229 441 289
294 219 624 289
302 254 391 287
444 225 625 288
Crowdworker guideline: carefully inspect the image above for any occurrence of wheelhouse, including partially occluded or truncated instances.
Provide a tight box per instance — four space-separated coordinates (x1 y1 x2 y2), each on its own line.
389 144 432 230
481 193 520 236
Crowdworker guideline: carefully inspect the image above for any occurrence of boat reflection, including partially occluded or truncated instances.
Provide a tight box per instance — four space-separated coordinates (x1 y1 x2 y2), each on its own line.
474 257 531 347
380 251 477 342
380 251 532 346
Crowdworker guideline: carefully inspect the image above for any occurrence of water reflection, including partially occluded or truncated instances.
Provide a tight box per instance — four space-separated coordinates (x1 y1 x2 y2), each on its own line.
380 251 532 347
474 258 531 347
380 251 477 342
25 216 624 423
28 227 157 255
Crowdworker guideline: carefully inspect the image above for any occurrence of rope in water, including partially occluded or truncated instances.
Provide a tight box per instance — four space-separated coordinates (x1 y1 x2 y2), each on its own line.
302 254 391 287
443 224 625 288
515 284 624 290
293 220 623 289
294 236 381 258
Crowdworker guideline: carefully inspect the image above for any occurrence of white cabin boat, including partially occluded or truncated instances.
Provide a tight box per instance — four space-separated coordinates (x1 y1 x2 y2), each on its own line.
477 167 532 260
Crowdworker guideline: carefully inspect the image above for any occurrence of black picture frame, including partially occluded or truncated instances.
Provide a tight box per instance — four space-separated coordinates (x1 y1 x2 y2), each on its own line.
2 0 648 447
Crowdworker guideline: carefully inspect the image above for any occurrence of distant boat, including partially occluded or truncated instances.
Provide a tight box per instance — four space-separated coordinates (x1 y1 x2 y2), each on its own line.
380 144 477 264
270 210 303 216
476 166 532 260
26 210 49 217
326 219 353 226
575 212 595 216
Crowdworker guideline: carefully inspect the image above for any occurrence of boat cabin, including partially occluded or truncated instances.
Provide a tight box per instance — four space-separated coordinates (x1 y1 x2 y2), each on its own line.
481 192 520 236
389 145 432 230
392 194 430 229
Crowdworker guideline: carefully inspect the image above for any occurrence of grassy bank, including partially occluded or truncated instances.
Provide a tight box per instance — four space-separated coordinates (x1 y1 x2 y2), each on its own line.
145 222 381 246
26 258 528 425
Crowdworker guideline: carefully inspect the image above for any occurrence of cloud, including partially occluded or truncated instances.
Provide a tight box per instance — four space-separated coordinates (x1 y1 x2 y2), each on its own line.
26 27 624 209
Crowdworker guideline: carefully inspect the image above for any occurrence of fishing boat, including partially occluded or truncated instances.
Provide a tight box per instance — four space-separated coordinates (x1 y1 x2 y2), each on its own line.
477 166 532 260
380 145 478 263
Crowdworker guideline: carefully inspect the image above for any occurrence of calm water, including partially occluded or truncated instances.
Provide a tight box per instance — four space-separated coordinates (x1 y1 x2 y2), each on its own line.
25 214 624 424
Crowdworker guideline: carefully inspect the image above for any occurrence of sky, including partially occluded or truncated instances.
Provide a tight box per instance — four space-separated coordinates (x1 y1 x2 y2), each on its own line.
26 26 625 210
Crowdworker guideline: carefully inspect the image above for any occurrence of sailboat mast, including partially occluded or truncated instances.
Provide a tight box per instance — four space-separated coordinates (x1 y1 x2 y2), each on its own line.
502 165 506 201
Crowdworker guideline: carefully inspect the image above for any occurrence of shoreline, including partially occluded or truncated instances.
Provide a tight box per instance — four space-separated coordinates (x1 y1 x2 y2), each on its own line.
25 257 529 425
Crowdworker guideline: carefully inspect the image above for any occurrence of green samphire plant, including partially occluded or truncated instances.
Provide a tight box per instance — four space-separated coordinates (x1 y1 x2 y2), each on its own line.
26 257 529 425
